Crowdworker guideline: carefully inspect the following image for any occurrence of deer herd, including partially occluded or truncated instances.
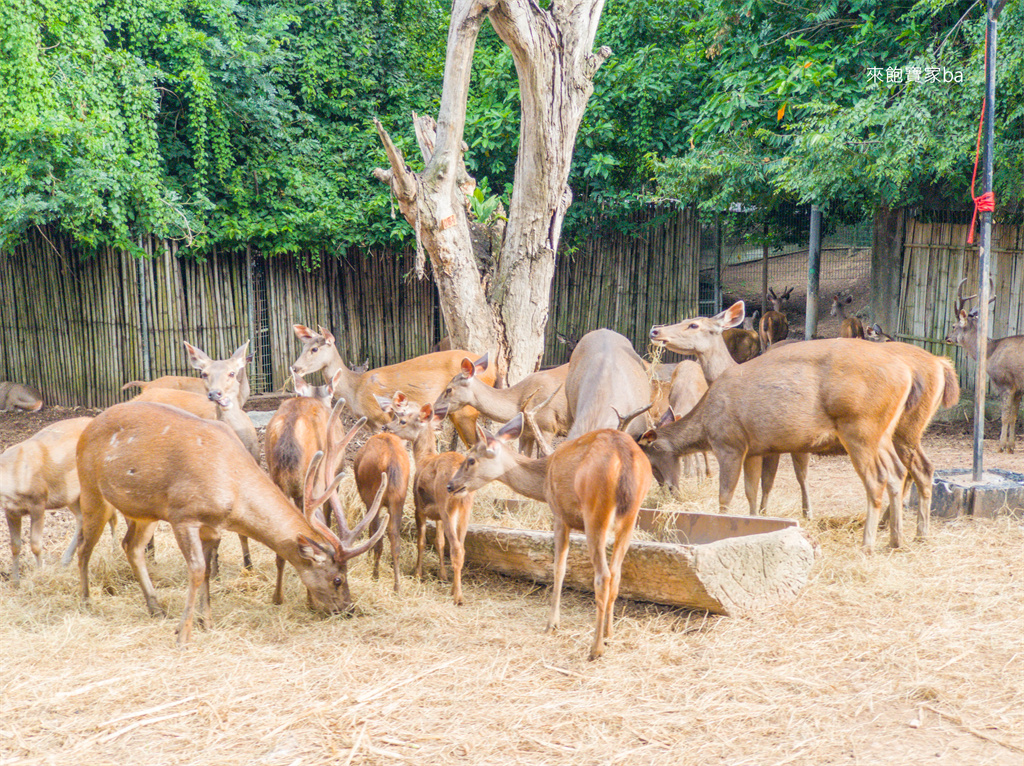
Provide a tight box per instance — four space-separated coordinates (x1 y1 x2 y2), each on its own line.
1 285 1021 660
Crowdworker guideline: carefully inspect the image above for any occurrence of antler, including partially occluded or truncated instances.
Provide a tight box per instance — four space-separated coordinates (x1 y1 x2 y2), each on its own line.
520 384 563 458
956 276 996 317
612 402 654 432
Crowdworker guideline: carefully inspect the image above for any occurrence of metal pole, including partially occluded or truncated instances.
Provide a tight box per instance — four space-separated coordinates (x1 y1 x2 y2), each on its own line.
973 10 999 481
806 205 822 339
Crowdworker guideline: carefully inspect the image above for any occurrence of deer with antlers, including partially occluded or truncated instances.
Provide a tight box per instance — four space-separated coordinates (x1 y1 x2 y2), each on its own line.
446 414 652 660
76 401 387 643
945 278 1024 453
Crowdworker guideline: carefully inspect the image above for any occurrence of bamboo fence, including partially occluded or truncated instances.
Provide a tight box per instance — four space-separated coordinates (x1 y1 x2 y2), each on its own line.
897 218 1023 392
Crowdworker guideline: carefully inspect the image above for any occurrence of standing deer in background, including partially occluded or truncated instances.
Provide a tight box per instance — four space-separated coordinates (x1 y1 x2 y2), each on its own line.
76 401 388 644
0 383 44 412
264 377 347 604
1 417 114 584
767 286 794 314
637 337 921 551
566 329 653 439
434 353 570 456
722 326 761 362
758 310 789 349
290 324 494 445
122 341 253 405
831 293 865 339
385 402 476 605
446 414 652 660
352 429 411 593
945 278 1024 453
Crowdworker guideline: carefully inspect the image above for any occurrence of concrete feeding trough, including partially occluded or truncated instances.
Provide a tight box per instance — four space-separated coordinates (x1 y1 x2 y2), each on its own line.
912 468 1024 519
454 508 817 617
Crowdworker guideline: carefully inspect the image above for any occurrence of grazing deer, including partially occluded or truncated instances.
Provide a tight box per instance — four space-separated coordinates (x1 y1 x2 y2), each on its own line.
290 324 495 445
566 329 653 439
264 375 346 604
434 353 570 456
1 417 114 584
831 293 865 339
352 433 410 593
0 382 44 412
945 278 1024 453
650 301 958 538
446 414 653 660
384 402 475 605
76 401 387 644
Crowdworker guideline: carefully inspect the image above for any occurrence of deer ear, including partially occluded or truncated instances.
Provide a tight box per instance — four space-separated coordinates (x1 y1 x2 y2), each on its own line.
182 341 211 370
638 430 658 447
296 535 330 563
231 340 250 361
373 394 392 411
474 352 489 373
394 392 408 406
461 357 475 377
657 406 676 428
844 295 853 304
419 403 434 420
329 369 344 394
294 373 311 396
497 413 523 441
717 301 746 329
475 424 487 444
294 324 315 341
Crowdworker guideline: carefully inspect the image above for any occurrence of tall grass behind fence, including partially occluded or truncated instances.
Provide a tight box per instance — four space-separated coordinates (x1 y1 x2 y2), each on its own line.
897 217 1023 394
544 207 700 365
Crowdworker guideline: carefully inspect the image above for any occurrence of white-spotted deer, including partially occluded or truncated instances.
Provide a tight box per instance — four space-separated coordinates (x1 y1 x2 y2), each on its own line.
446 414 652 660
264 374 346 604
0 382 44 412
566 329 653 439
384 401 475 605
76 401 388 644
1 417 114 584
434 353 570 456
945 278 1023 453
290 324 495 444
831 293 865 339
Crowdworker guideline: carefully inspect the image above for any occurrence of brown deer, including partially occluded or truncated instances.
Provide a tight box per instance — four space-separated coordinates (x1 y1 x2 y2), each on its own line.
666 360 711 480
767 286 794 313
758 310 790 349
76 401 388 644
566 329 654 439
351 432 411 593
264 375 347 604
122 341 253 405
434 353 570 456
722 327 761 362
650 301 958 539
0 382 44 412
1 417 114 584
945 278 1024 453
290 324 495 444
831 293 865 339
384 402 475 605
446 414 653 660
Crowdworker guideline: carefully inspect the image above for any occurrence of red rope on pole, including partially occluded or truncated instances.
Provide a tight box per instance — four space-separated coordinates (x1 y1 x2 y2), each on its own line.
968 26 996 245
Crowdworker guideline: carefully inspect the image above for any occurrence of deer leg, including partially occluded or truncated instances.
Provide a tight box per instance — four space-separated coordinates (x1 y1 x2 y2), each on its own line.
586 525 612 661
6 511 24 586
1001 390 1022 453
199 531 218 627
172 524 207 645
78 491 115 607
389 499 403 594
843 443 888 553
605 517 637 645
414 505 427 581
791 453 812 519
28 508 45 571
370 509 384 581
702 450 712 478
883 446 908 549
61 502 84 567
123 519 164 617
759 454 780 514
434 511 448 583
546 516 571 634
272 555 287 605
446 501 470 606
717 451 745 514
742 455 763 516
238 534 252 571
900 445 933 541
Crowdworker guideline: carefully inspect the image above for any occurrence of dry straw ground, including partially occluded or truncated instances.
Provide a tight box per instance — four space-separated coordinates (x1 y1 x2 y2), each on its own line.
1 408 1022 766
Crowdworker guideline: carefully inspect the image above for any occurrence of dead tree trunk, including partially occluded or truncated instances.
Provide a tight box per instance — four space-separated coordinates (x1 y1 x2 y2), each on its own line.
373 0 610 383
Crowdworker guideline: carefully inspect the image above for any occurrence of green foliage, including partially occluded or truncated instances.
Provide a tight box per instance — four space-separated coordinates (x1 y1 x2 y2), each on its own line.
654 0 1024 222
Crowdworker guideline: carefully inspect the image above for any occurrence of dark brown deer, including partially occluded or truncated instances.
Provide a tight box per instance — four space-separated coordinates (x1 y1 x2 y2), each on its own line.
945 278 1024 453
76 401 387 643
351 432 411 593
831 293 865 339
446 414 652 660
384 402 475 605
722 327 761 362
758 311 789 349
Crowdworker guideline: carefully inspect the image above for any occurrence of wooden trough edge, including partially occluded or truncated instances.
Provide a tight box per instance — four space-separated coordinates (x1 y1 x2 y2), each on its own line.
450 522 818 617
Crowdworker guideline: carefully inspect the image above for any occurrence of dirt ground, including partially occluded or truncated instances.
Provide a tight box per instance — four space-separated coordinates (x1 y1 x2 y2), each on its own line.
1 405 1022 766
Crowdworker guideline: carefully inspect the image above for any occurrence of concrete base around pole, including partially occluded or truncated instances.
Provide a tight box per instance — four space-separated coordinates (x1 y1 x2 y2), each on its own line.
911 468 1024 519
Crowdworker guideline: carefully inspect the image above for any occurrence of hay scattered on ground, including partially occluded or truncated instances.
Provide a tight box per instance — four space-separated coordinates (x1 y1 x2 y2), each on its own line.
1 417 1022 765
